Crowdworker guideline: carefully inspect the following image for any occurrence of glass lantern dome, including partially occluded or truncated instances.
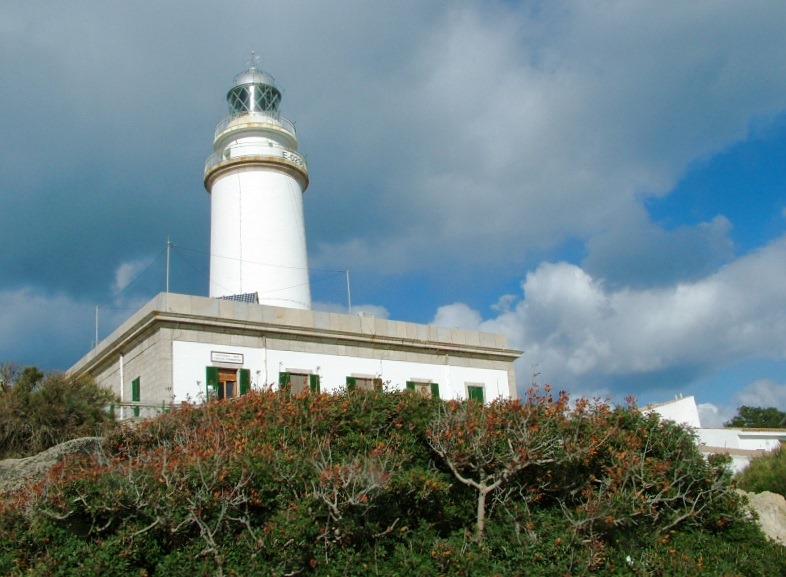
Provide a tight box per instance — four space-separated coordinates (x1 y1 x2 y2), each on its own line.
226 60 282 117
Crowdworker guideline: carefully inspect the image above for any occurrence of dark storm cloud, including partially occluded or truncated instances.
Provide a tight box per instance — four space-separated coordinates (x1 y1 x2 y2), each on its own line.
581 210 735 289
4 1 786 298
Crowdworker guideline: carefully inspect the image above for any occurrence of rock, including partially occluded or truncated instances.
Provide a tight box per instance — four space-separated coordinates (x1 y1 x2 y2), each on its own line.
0 437 103 494
738 489 786 545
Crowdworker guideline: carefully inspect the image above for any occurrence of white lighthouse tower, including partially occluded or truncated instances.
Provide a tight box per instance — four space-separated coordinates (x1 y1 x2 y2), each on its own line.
204 57 311 309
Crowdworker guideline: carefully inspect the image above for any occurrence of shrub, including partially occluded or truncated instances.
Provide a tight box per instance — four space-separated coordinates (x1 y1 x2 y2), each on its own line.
735 446 786 497
0 387 784 575
0 365 117 459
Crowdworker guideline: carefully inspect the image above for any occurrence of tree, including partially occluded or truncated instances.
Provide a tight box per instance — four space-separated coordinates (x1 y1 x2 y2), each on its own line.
427 388 579 540
0 365 117 459
725 406 786 428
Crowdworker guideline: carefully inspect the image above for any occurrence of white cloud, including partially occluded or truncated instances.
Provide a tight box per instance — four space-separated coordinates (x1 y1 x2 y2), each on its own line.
0 287 133 369
113 257 155 296
697 402 735 428
0 288 89 354
695 380 786 427
432 303 482 331
435 235 786 397
735 379 786 410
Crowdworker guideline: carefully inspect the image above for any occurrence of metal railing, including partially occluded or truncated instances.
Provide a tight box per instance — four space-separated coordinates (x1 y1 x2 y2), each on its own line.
110 402 179 421
214 112 297 140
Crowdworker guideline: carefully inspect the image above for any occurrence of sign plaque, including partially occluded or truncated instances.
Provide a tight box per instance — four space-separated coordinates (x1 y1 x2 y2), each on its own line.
211 351 244 364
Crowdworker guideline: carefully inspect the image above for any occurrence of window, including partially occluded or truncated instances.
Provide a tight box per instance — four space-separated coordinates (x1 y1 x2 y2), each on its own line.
406 381 439 398
218 368 238 399
206 367 251 400
279 372 320 394
466 384 485 404
346 376 382 392
131 377 140 417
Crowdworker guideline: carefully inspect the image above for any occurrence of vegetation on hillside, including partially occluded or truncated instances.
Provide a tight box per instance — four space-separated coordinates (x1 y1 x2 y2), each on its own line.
735 446 786 499
0 363 117 459
0 386 783 576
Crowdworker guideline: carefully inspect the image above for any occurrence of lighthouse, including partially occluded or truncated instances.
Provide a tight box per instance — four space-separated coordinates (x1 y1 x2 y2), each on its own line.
70 58 522 411
204 57 311 309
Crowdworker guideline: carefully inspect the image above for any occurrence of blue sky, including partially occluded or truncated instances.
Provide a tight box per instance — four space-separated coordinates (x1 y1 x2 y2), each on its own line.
1 1 785 425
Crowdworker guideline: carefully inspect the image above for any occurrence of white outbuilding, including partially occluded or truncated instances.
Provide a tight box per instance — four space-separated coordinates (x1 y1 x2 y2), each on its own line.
645 395 786 473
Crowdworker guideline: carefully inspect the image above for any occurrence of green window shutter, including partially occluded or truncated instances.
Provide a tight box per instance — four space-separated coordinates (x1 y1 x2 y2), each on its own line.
278 372 291 393
346 376 356 391
206 366 219 399
131 377 140 417
467 385 484 403
430 383 440 399
239 369 251 395
406 381 415 391
309 374 320 393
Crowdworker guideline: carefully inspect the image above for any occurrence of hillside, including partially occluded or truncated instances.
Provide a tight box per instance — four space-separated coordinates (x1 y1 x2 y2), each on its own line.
1 387 784 576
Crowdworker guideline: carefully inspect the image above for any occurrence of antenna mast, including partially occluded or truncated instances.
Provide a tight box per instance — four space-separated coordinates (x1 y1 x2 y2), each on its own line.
166 237 172 293
345 267 352 315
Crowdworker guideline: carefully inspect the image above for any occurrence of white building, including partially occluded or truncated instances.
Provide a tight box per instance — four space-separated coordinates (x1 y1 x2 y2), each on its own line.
644 395 702 428
645 396 786 473
69 59 521 416
70 292 519 418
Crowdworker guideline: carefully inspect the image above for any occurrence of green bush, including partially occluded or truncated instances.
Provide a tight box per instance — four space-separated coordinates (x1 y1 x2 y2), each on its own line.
735 446 786 497
0 365 117 459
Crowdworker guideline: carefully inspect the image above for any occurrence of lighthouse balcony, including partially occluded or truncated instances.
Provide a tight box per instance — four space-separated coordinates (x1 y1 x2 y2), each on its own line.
214 112 297 141
204 142 308 176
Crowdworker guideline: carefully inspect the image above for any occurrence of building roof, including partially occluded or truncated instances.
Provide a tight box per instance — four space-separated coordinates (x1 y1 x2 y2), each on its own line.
70 292 522 378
